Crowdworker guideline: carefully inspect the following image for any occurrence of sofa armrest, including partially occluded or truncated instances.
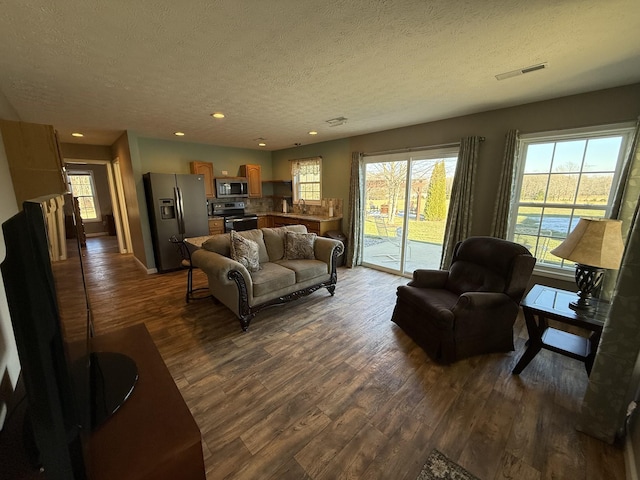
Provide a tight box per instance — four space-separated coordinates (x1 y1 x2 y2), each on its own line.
313 237 343 266
408 269 449 288
191 249 254 305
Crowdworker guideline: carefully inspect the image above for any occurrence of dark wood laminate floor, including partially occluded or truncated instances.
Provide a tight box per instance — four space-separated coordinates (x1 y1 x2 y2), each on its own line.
82 236 625 480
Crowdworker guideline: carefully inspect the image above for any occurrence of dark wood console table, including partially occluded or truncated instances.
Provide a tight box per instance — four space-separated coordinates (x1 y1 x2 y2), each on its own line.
0 323 205 480
512 284 609 376
89 323 205 480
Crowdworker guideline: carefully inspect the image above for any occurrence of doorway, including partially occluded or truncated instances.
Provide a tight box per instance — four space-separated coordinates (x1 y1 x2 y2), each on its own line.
361 147 459 275
64 158 132 254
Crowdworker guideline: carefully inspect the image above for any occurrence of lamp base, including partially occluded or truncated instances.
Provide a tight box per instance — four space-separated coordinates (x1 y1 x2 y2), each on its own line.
569 263 606 313
569 299 596 312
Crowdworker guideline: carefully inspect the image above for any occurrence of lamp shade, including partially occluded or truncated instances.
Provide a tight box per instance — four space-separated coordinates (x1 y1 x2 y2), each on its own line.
550 218 624 269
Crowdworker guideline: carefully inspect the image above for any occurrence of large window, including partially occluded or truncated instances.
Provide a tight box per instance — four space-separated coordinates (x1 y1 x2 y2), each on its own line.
291 157 322 204
508 124 634 275
68 170 101 221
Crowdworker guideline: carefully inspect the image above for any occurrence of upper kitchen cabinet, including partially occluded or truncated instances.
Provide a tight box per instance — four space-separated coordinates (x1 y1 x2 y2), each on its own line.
190 161 214 197
0 120 67 209
241 164 262 198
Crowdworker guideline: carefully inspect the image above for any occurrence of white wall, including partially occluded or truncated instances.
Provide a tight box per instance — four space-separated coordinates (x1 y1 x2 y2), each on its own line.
0 130 20 429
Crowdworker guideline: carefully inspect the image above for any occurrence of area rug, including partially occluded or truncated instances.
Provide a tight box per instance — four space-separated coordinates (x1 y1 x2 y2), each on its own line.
416 449 480 480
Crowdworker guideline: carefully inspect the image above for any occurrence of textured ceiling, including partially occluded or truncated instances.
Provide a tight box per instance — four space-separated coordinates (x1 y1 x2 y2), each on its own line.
1 0 639 150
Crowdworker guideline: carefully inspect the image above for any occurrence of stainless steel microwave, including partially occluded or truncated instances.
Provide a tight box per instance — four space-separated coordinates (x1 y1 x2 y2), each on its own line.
215 177 249 198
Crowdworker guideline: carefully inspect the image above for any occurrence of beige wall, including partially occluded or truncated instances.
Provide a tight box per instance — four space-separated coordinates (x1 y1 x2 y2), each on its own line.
111 132 148 267
272 83 640 289
350 83 640 237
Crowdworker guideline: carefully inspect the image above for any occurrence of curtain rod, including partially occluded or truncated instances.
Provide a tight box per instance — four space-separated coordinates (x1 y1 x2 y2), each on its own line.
363 137 484 157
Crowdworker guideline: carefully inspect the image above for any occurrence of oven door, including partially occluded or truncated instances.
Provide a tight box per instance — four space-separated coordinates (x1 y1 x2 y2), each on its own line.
224 216 258 232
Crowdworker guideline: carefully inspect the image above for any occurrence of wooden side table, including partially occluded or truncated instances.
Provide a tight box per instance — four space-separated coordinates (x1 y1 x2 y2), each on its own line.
512 284 609 376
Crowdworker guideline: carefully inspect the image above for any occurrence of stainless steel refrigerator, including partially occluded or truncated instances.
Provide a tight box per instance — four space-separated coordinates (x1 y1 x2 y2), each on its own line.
143 172 209 272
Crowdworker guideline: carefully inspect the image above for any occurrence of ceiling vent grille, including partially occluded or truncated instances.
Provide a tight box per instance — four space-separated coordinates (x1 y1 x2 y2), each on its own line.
496 62 548 81
326 116 348 127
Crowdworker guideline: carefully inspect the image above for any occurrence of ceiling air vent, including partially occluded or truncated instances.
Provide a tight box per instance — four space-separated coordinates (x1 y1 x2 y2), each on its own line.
496 62 548 81
326 117 348 127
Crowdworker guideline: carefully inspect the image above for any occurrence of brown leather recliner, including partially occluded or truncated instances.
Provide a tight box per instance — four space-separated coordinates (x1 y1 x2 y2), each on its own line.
391 236 536 364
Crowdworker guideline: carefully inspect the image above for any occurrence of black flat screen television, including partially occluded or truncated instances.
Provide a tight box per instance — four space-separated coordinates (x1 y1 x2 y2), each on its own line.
1 194 138 480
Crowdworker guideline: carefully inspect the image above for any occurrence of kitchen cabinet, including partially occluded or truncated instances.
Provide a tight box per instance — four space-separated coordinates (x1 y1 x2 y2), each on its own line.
270 215 341 236
0 120 67 209
240 164 262 198
257 216 272 229
208 217 224 235
190 161 214 198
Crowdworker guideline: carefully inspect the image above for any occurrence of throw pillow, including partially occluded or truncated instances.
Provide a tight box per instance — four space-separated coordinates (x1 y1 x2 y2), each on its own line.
230 230 261 272
284 231 316 260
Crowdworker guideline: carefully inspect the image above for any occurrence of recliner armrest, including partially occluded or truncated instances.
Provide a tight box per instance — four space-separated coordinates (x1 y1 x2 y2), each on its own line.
453 291 514 311
408 269 449 288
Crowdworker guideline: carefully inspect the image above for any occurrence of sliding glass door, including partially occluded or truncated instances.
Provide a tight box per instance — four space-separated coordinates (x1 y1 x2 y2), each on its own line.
362 147 459 275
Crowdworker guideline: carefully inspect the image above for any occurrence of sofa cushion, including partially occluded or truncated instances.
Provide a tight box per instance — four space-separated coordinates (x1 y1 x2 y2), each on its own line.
250 262 296 297
202 233 231 256
262 225 308 261
202 229 269 263
230 230 261 272
284 231 317 260
276 259 328 283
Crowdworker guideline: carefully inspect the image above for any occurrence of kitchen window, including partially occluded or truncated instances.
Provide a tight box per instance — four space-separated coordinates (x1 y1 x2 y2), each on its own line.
68 170 101 222
507 123 634 277
291 157 322 205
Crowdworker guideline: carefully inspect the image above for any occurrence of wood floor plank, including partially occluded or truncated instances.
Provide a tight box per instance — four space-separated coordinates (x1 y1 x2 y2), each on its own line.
77 237 626 480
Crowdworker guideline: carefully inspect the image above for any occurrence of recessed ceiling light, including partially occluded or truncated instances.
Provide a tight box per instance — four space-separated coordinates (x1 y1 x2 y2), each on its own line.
211 112 225 119
308 131 318 135
174 131 185 136
71 132 84 137
258 142 266 147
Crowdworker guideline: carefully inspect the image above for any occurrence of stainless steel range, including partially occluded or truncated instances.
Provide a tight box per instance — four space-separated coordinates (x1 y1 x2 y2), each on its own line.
211 201 258 232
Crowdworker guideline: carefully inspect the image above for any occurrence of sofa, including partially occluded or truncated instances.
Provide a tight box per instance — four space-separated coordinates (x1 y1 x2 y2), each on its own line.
190 225 344 331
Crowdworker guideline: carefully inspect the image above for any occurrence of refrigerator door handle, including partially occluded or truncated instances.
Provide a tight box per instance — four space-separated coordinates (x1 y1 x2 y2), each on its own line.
175 187 186 235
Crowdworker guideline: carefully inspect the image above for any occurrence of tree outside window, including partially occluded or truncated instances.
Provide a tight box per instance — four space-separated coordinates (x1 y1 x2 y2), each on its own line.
68 171 101 221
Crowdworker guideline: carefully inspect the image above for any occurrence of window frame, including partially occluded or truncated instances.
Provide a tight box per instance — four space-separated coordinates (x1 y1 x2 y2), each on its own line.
508 122 635 280
67 169 102 223
291 156 322 205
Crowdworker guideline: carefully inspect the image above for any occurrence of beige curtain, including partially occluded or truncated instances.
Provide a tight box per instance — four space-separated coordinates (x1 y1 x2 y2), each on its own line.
346 152 364 267
490 130 519 238
440 136 482 268
601 119 640 300
577 120 640 442
578 193 640 443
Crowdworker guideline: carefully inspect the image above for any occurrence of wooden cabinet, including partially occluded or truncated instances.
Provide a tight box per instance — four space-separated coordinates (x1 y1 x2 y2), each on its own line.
190 161 214 198
270 215 341 236
208 217 224 235
241 164 262 198
257 216 272 229
0 120 67 209
89 324 206 480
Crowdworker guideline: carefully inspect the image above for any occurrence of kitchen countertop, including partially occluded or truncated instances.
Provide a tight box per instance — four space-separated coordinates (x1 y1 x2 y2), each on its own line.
258 212 342 222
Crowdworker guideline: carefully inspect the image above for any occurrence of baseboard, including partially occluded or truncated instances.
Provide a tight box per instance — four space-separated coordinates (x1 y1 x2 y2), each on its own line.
626 434 639 480
132 255 156 274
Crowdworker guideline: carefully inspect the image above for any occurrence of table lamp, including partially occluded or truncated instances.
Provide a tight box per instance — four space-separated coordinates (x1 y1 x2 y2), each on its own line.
550 218 624 312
